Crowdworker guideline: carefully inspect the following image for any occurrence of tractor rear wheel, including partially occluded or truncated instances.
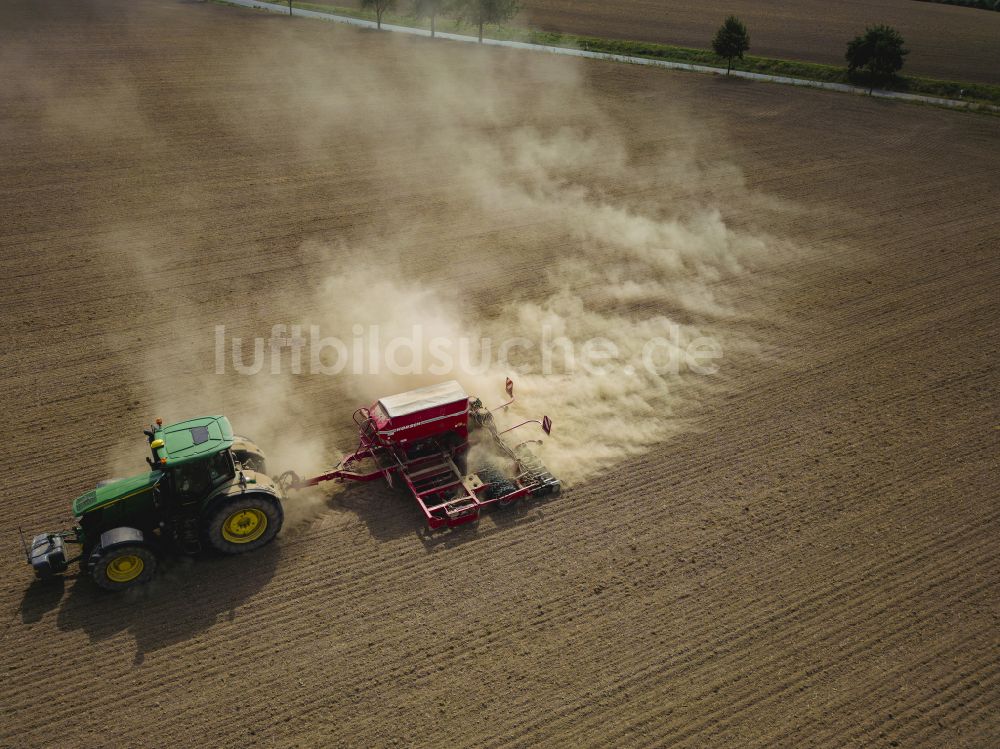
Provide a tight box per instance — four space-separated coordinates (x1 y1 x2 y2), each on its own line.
204 494 283 555
91 544 157 592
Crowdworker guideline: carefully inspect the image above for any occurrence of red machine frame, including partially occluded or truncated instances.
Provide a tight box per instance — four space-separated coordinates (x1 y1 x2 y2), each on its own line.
278 379 559 530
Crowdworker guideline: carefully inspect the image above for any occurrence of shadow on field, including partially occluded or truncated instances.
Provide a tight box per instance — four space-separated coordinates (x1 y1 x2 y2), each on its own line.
20 577 66 624
17 545 280 666
331 479 556 550
314 474 555 551
416 504 550 552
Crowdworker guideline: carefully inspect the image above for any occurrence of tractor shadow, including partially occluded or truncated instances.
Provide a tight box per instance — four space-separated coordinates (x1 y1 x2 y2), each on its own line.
19 576 67 625
43 544 280 666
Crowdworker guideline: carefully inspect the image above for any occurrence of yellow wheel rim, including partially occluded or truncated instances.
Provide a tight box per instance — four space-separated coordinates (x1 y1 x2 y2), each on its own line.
222 508 268 544
106 554 144 583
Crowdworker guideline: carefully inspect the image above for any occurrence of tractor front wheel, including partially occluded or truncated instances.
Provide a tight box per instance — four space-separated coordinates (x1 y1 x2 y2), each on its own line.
204 494 283 555
91 545 157 592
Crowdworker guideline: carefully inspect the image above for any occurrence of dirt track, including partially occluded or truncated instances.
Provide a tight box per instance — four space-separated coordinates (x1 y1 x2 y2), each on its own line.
2 1 999 747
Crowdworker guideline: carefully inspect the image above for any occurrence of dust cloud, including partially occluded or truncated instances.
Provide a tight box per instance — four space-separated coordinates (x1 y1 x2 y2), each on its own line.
274 38 782 486
14 10 790 513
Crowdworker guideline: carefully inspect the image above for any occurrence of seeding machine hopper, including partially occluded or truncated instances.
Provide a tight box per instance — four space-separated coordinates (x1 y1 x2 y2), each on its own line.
278 379 560 529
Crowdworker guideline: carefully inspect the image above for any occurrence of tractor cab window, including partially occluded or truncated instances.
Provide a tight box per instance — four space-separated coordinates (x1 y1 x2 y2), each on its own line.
173 462 212 501
172 452 234 501
206 450 235 484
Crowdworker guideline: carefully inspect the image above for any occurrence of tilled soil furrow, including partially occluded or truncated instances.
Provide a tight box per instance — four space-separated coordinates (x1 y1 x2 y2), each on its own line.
482 509 998 747
2 1 998 746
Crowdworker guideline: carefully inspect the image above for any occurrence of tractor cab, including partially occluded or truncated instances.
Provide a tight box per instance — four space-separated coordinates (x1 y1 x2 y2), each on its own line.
144 416 237 503
146 415 267 476
147 415 234 469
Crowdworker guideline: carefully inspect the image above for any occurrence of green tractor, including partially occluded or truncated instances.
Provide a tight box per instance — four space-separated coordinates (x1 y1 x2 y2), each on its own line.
23 416 284 592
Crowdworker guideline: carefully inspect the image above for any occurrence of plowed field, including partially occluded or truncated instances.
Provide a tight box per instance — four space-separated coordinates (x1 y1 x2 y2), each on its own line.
1 1 998 747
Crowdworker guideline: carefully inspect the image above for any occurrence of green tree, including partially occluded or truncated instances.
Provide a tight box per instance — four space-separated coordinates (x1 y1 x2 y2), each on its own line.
455 0 519 43
846 25 909 93
711 16 750 75
361 0 397 30
413 0 450 37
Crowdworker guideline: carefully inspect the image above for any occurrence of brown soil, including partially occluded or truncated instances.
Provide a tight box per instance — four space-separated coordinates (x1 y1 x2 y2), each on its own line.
1 1 998 747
